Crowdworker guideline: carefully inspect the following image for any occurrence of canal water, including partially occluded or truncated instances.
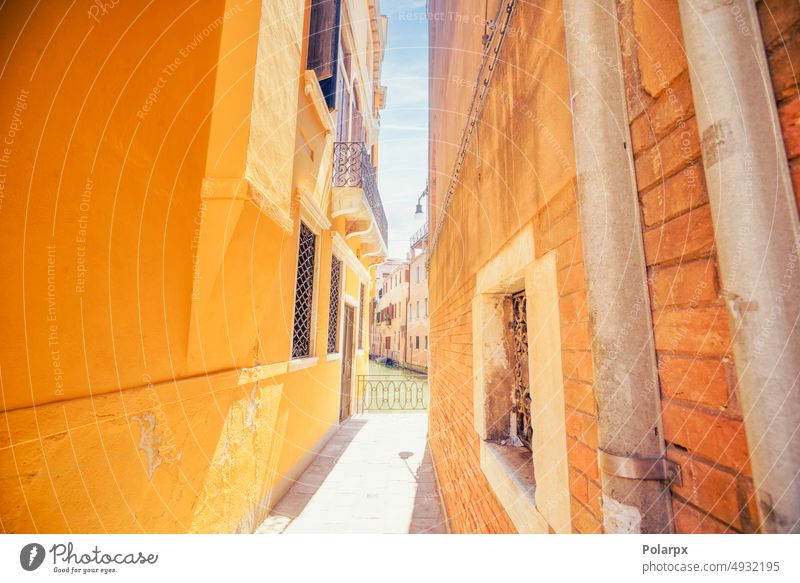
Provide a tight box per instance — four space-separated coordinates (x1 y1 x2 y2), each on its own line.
367 359 428 379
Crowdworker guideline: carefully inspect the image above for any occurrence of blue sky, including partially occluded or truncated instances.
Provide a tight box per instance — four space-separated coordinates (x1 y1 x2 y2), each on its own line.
376 0 429 258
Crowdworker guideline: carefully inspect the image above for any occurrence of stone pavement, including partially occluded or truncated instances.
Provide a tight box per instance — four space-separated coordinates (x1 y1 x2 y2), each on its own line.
256 413 447 534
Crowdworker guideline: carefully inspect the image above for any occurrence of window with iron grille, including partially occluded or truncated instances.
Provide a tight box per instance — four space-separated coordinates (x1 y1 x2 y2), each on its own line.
291 223 317 358
326 255 342 354
511 291 532 451
358 283 365 349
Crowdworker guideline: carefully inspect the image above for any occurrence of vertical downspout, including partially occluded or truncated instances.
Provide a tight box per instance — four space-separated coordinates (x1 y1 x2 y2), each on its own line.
678 0 800 533
563 0 675 532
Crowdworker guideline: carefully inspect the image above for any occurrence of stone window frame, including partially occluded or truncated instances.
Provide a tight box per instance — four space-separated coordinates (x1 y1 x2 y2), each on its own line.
471 225 571 533
288 195 331 371
290 221 320 361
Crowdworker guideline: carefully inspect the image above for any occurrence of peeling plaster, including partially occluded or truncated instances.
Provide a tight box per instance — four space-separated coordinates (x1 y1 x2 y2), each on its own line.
131 413 162 481
244 384 259 432
218 434 232 468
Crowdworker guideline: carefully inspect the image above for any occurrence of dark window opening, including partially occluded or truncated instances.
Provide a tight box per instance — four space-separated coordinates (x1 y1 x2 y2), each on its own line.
326 255 342 354
291 223 317 358
358 283 365 350
511 291 532 451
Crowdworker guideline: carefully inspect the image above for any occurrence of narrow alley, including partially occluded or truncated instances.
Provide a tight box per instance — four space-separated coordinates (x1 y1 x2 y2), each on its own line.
1 0 799 549
256 413 446 534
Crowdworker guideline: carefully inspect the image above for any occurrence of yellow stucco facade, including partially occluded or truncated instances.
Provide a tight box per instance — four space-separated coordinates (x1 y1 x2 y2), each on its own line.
0 0 387 533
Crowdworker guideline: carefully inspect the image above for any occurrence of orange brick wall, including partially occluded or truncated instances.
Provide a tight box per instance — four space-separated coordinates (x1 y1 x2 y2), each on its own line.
427 0 594 533
428 181 602 534
620 0 758 533
758 0 800 212
536 182 603 533
429 182 602 535
429 0 794 535
428 278 516 533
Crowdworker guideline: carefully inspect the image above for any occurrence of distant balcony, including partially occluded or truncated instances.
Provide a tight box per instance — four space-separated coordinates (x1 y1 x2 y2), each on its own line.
332 142 388 252
410 222 428 249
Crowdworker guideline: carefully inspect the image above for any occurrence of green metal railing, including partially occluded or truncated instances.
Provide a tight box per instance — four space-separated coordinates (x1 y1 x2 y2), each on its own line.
355 375 428 413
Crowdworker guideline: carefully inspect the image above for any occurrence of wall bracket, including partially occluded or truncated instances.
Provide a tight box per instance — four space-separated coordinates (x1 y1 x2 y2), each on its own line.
598 449 682 487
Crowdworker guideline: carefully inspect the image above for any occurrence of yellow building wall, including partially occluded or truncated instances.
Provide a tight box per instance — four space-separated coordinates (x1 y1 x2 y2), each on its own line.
0 0 223 410
0 0 379 533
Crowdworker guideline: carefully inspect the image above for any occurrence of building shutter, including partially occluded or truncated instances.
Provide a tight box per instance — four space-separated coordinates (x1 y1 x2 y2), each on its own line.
307 0 341 81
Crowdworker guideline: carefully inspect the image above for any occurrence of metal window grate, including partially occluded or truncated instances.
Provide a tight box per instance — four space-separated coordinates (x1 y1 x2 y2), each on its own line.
327 255 342 354
511 291 532 451
291 223 317 358
358 284 365 349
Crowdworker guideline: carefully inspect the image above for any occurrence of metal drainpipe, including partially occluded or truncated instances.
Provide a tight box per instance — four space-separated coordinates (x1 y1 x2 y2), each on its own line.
563 0 676 533
678 0 800 534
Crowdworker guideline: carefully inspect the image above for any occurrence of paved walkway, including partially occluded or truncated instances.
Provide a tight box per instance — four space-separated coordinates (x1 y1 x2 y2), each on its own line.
256 413 447 534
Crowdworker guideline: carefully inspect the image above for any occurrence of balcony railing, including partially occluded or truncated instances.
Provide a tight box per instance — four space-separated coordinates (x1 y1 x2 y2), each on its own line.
410 222 428 248
333 142 389 246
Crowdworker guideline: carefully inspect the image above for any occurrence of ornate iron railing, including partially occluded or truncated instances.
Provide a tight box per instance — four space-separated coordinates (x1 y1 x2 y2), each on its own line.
511 291 532 450
355 375 428 413
332 142 388 246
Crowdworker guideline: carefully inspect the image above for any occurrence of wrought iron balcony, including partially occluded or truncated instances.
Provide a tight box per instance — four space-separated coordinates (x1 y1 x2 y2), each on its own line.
332 142 389 246
410 222 428 249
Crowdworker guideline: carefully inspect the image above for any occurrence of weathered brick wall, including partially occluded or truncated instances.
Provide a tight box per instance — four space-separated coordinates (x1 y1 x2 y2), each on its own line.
428 0 589 533
429 0 794 535
619 0 758 533
428 278 517 533
758 0 800 212
429 185 602 535
428 0 605 534
535 181 603 533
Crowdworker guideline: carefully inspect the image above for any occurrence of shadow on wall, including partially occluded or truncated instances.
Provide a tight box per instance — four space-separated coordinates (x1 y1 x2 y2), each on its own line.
0 365 345 533
408 445 447 534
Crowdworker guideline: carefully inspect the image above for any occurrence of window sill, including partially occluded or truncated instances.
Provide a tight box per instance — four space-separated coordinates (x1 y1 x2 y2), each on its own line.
288 356 320 372
326 353 342 361
479 440 548 533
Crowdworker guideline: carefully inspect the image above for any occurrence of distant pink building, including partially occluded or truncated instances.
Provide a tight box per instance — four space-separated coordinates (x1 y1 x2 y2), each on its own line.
370 224 429 372
405 229 428 372
371 259 407 362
